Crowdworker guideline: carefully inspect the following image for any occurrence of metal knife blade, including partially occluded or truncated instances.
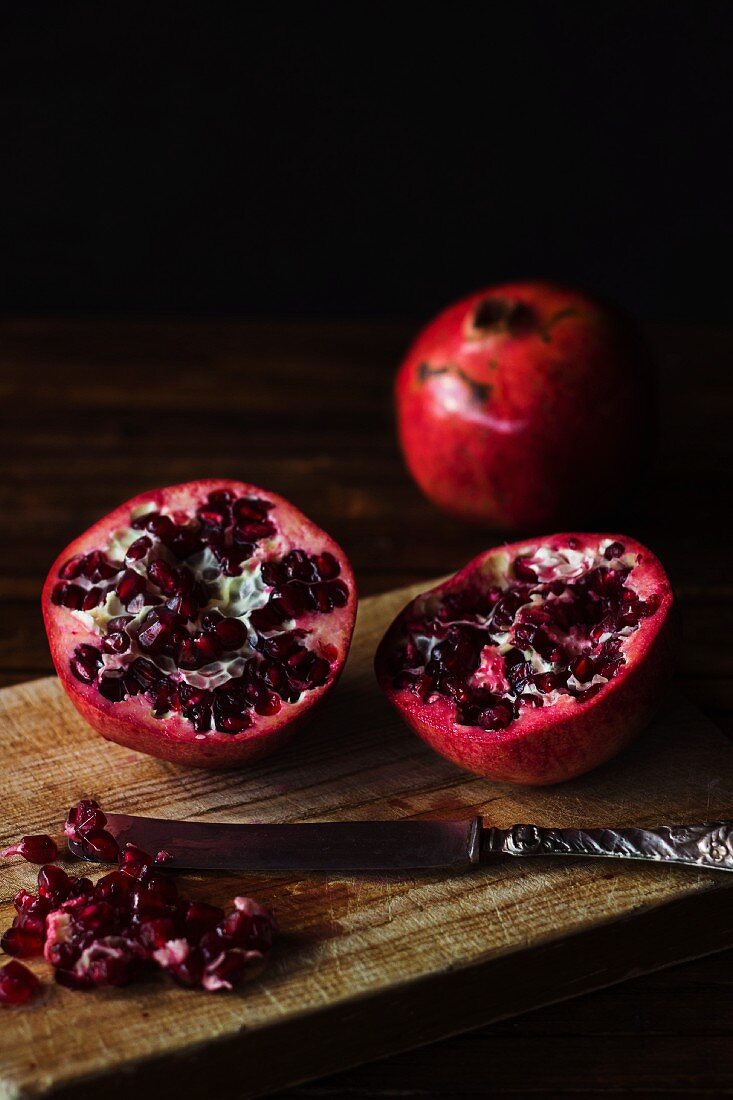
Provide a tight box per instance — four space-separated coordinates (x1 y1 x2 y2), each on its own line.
68 813 483 872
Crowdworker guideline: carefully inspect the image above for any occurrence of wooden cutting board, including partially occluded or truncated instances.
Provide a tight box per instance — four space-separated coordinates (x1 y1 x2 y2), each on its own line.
1 580 732 1100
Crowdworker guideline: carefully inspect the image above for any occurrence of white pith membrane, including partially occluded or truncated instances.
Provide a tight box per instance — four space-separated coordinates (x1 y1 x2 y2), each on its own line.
50 491 350 734
391 539 660 731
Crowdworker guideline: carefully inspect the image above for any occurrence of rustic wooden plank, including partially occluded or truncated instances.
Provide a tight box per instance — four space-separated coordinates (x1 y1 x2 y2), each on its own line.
0 579 732 1099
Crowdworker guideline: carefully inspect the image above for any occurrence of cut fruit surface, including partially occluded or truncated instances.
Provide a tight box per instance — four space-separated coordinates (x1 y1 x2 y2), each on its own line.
375 534 674 785
43 481 357 768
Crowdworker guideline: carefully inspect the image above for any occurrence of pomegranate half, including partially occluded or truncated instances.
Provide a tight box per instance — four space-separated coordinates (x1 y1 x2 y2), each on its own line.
395 281 655 530
43 480 357 768
375 534 673 785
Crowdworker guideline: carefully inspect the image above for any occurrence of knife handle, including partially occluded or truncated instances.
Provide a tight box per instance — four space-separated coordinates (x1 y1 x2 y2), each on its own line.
480 821 733 872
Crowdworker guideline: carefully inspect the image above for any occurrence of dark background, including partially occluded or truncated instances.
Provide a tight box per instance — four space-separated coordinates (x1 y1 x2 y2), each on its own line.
1 2 731 322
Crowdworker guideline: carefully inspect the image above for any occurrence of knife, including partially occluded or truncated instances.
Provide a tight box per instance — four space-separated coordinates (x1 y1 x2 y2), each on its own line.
67 814 733 873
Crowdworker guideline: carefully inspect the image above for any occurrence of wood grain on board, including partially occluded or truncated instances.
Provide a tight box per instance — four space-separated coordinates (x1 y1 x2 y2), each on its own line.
0 579 732 1100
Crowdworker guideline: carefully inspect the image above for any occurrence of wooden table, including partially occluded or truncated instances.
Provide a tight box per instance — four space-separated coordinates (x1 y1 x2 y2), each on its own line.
0 318 730 1097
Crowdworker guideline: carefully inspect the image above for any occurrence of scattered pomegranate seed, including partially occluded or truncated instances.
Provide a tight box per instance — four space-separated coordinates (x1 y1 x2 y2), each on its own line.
0 960 40 1006
0 801 276 1001
1 835 59 864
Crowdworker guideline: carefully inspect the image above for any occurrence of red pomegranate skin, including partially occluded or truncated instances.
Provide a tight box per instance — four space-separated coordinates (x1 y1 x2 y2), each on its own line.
375 534 674 785
395 282 655 530
42 480 357 769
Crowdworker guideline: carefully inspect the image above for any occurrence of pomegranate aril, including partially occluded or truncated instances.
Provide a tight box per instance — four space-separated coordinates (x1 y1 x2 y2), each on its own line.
119 843 154 882
129 657 162 689
533 672 558 693
81 586 105 610
197 508 227 530
250 603 286 632
37 864 71 901
232 496 271 521
604 541 625 560
167 586 200 618
214 616 248 650
507 661 533 692
59 554 85 579
0 925 44 958
98 673 127 702
0 960 40 1005
1 834 59 863
82 830 120 862
476 703 514 730
194 632 222 664
137 611 173 652
513 558 538 582
315 552 340 579
84 551 122 583
146 513 177 543
96 870 133 901
139 917 178 950
70 644 102 683
13 888 47 915
126 536 152 562
570 655 595 683
215 712 252 733
147 558 180 595
102 629 130 654
117 568 147 605
184 901 225 940
234 519 275 543
305 655 330 687
53 582 85 609
261 632 297 659
254 691 281 716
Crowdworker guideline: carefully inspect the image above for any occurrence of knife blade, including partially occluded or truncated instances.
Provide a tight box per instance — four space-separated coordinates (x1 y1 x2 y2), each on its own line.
68 813 483 871
67 814 733 874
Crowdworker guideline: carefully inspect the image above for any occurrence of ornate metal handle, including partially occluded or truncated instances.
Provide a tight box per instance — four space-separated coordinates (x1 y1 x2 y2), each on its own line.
480 821 733 872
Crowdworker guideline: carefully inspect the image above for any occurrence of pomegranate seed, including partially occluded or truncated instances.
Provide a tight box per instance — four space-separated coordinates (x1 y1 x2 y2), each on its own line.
138 613 173 652
70 644 102 683
126 535 152 561
59 554 85 579
98 673 127 702
604 541 625 560
38 865 72 902
53 582 85 609
102 629 130 654
146 514 177 543
1 834 58 863
514 558 538 583
148 559 180 595
570 656 595 683
118 843 153 882
82 830 120 862
315 552 340 579
0 925 45 958
184 901 225 940
0 960 40 1005
214 617 248 650
117 569 146 605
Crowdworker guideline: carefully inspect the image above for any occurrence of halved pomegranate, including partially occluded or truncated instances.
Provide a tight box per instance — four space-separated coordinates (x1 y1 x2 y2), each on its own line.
375 534 674 785
43 480 357 768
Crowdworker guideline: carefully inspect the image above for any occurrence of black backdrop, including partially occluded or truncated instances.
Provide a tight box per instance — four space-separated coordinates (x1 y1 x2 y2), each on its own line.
1 2 730 321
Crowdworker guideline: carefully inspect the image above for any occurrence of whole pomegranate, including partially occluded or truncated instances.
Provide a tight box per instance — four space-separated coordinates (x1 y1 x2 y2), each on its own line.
395 282 655 530
375 533 674 785
43 480 357 768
